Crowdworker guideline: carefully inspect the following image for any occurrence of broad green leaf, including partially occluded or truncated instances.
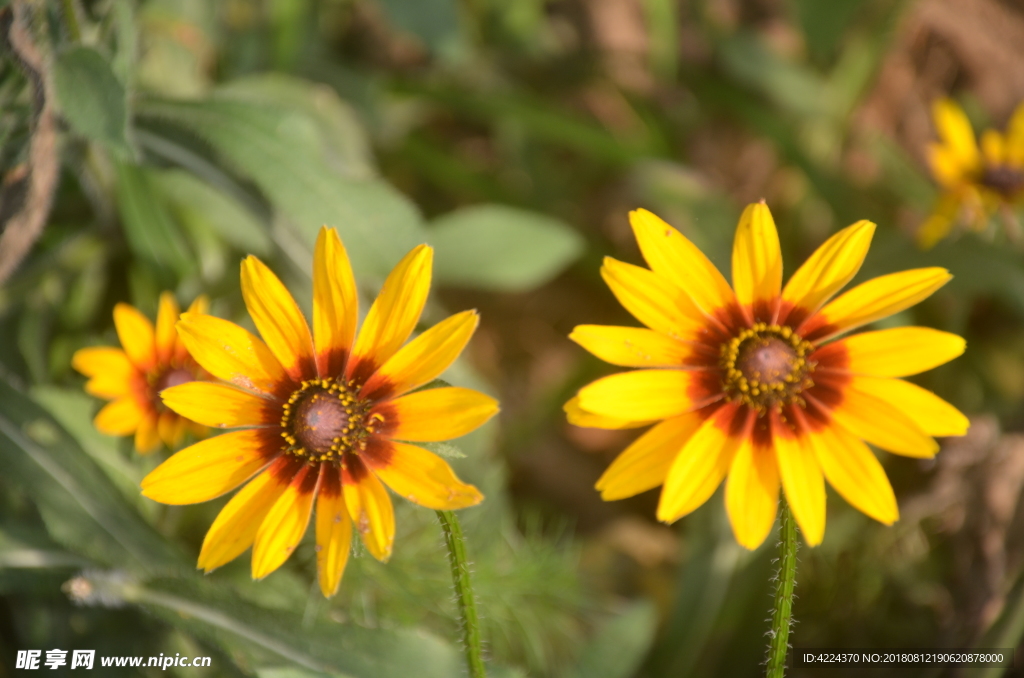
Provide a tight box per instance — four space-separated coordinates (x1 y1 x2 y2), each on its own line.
430 205 584 291
53 46 132 155
374 0 461 54
137 96 427 279
566 600 658 678
114 160 196 277
158 169 272 257
88 573 477 678
217 74 375 179
31 386 148 509
0 376 184 572
717 34 831 120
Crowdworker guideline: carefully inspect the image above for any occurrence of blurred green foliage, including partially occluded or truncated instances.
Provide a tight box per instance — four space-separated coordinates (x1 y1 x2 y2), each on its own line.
3 0 1024 676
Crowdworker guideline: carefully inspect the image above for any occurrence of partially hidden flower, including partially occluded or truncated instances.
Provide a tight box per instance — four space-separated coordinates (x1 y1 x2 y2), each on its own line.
72 293 209 454
567 204 968 549
919 98 1024 248
141 228 497 596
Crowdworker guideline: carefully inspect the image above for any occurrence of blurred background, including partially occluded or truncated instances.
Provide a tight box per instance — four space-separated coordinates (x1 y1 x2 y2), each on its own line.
2 0 1024 676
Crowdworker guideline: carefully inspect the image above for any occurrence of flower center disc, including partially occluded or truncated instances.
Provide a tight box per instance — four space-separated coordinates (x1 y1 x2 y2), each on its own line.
280 379 375 464
155 368 194 391
293 391 350 454
721 323 814 411
981 166 1024 198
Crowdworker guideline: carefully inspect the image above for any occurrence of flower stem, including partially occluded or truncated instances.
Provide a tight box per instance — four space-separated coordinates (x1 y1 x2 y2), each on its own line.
766 498 798 678
437 510 486 678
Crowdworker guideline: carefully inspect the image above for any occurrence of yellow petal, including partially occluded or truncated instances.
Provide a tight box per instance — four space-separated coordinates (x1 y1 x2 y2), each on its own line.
1007 102 1024 166
928 143 968 188
176 295 210 363
802 268 952 341
366 441 483 510
94 397 145 436
343 461 395 562
826 327 965 377
596 412 703 500
981 129 1005 166
350 245 432 381
563 396 655 430
241 256 316 381
828 387 938 458
629 208 735 315
197 458 297 572
157 410 179 448
601 257 704 340
316 478 352 597
781 220 875 317
161 382 275 428
72 347 136 398
135 412 161 454
361 310 478 400
725 436 779 550
732 202 782 307
772 416 825 546
657 404 744 522
806 423 898 525
917 194 961 249
313 227 359 379
847 376 969 437
141 429 276 504
114 303 156 370
384 387 498 442
155 292 181 364
176 313 288 396
578 369 713 421
933 98 980 171
252 465 318 579
569 325 692 367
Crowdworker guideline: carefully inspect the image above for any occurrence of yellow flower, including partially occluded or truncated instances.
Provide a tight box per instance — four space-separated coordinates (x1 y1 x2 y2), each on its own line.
141 228 497 596
72 293 210 454
567 204 968 549
919 98 1024 247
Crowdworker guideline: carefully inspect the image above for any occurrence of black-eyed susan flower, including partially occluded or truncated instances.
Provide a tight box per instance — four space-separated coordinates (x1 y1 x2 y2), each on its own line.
919 98 1024 248
72 293 209 454
566 204 968 550
140 228 496 596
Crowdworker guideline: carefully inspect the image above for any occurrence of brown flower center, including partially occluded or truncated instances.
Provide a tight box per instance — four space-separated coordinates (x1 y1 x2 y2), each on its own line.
721 323 815 411
155 368 194 392
980 165 1024 198
280 378 382 465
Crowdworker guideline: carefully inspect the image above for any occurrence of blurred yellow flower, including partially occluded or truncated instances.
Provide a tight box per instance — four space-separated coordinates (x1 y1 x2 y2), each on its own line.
141 227 496 596
567 204 968 550
72 293 209 454
919 98 1024 248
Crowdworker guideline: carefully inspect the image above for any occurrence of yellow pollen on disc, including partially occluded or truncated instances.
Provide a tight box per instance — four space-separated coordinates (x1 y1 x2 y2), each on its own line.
720 322 815 411
279 378 379 466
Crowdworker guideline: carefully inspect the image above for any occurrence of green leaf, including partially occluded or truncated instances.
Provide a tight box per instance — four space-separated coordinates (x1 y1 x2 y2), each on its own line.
420 441 467 460
30 386 148 509
52 46 132 156
114 160 197 278
91 574 475 678
158 169 272 257
138 96 428 279
430 205 584 291
0 375 184 572
374 0 461 53
566 600 658 678
217 74 375 179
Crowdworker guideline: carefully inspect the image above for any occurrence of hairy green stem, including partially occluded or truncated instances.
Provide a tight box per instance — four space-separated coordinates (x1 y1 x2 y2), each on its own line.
437 510 486 678
766 499 798 678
